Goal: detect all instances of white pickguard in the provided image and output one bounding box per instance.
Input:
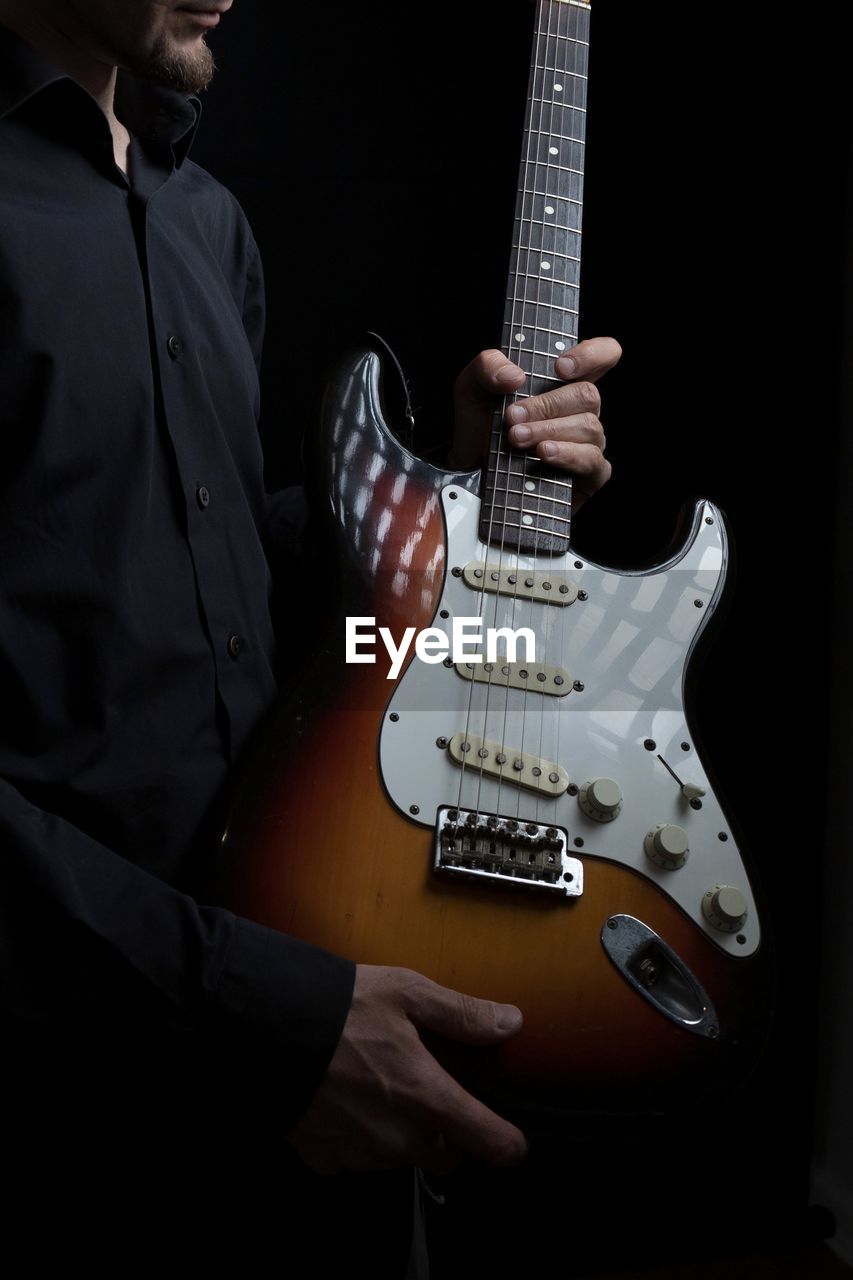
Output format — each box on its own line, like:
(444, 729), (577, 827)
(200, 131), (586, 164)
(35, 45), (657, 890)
(379, 484), (759, 957)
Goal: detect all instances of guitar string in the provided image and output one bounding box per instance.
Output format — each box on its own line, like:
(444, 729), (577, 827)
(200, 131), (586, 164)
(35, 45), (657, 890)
(504, 0), (555, 838)
(506, 0), (577, 842)
(526, 0), (565, 838)
(473, 0), (548, 829)
(498, 0), (587, 855)
(548, 0), (589, 839)
(462, 0), (548, 842)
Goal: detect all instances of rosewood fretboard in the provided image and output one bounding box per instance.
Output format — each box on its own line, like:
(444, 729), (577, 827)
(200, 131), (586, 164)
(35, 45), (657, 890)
(479, 0), (590, 555)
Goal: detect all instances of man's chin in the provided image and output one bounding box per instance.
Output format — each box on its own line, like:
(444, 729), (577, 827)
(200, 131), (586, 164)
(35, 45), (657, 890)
(132, 36), (216, 94)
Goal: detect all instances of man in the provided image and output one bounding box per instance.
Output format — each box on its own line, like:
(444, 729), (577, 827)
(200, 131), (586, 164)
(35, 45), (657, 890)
(0, 0), (620, 1272)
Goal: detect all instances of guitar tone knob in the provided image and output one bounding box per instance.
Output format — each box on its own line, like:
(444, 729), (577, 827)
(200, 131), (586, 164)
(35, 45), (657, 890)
(702, 885), (748, 932)
(578, 777), (623, 822)
(644, 823), (689, 869)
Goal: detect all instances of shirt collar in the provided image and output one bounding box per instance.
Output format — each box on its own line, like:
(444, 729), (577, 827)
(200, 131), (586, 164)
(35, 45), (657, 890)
(0, 20), (201, 167)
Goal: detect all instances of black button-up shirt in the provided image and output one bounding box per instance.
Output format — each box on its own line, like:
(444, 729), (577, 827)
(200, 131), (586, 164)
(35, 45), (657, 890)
(0, 21), (355, 1138)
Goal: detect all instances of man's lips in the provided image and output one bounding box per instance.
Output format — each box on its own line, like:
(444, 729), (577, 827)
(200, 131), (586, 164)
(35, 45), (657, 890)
(175, 1), (233, 25)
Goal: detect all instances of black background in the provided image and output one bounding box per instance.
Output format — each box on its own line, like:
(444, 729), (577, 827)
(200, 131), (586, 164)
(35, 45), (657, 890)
(194, 5), (848, 1273)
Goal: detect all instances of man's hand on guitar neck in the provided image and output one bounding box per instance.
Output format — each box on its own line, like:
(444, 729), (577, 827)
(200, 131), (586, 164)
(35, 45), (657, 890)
(287, 963), (527, 1175)
(449, 335), (622, 512)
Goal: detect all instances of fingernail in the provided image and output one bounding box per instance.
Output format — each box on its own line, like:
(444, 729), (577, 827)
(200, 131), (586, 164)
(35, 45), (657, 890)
(505, 404), (527, 425)
(497, 364), (523, 388)
(494, 1004), (523, 1034)
(510, 425), (531, 444)
(539, 441), (557, 458)
(556, 354), (577, 377)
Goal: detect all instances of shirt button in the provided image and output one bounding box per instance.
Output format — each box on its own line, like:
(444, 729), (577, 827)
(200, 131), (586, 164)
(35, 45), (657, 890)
(227, 634), (244, 660)
(167, 334), (183, 359)
(196, 485), (211, 510)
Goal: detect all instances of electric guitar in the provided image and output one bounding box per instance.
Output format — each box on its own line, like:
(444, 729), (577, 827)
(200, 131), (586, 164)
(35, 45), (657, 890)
(216, 0), (773, 1122)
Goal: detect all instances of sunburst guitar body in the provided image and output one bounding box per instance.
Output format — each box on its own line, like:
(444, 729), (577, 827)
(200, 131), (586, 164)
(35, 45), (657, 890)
(217, 0), (772, 1125)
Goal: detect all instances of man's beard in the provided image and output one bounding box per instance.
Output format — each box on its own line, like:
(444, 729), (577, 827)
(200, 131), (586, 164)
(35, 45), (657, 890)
(132, 30), (216, 93)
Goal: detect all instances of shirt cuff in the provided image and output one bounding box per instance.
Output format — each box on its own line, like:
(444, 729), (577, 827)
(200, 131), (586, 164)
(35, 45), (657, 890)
(212, 913), (356, 1130)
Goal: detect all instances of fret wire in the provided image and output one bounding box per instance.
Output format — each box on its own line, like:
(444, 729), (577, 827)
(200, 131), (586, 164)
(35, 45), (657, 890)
(482, 503), (571, 526)
(484, 487), (574, 510)
(524, 129), (586, 141)
(512, 246), (580, 264)
(540, 32), (589, 45)
(486, 448), (574, 476)
(486, 455), (575, 480)
(514, 216), (581, 229)
(504, 277), (578, 293)
(506, 292), (579, 309)
(485, 521), (571, 535)
(503, 321), (578, 340)
(517, 192), (582, 206)
(528, 83), (587, 106)
(526, 69), (586, 82)
(499, 346), (581, 363)
(520, 162), (584, 178)
(486, 447), (574, 478)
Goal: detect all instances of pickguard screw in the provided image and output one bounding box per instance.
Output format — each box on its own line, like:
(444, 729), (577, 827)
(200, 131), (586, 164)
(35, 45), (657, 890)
(567, 783), (579, 796)
(690, 798), (703, 810)
(440, 609), (449, 619)
(707, 1025), (720, 1039)
(574, 560), (584, 569)
(574, 837), (584, 847)
(644, 739), (656, 751)
(410, 805), (420, 815)
(436, 736), (448, 749)
(443, 657), (453, 668)
(578, 590), (589, 601)
(452, 566), (462, 577)
(705, 516), (714, 525)
(390, 713), (399, 722)
(449, 491), (458, 500)
(573, 680), (584, 692)
(694, 599), (704, 608)
(607, 917), (619, 930)
(681, 742), (690, 751)
(737, 934), (746, 945)
(718, 832), (729, 842)
(563, 872), (574, 883)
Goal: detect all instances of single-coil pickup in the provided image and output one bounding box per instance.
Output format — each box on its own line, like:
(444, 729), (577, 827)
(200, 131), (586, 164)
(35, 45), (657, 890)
(463, 562), (579, 606)
(455, 660), (572, 697)
(447, 732), (570, 796)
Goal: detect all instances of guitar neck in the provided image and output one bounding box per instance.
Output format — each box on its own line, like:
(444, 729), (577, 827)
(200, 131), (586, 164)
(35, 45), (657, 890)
(481, 0), (591, 556)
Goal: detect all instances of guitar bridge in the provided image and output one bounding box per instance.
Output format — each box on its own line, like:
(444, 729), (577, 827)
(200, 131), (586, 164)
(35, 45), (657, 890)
(434, 807), (583, 898)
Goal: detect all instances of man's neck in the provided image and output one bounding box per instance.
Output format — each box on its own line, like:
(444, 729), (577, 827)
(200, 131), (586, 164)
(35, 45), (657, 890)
(0, 1), (131, 173)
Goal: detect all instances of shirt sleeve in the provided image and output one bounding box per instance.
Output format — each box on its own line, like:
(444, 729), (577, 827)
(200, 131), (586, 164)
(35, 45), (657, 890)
(0, 773), (356, 1132)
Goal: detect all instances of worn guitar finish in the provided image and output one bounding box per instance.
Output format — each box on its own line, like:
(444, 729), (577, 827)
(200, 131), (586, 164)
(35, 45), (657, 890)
(218, 0), (772, 1120)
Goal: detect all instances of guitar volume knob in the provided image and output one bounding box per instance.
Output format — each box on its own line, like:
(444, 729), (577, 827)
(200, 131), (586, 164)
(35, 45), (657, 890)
(578, 777), (623, 822)
(702, 884), (748, 932)
(644, 823), (689, 869)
